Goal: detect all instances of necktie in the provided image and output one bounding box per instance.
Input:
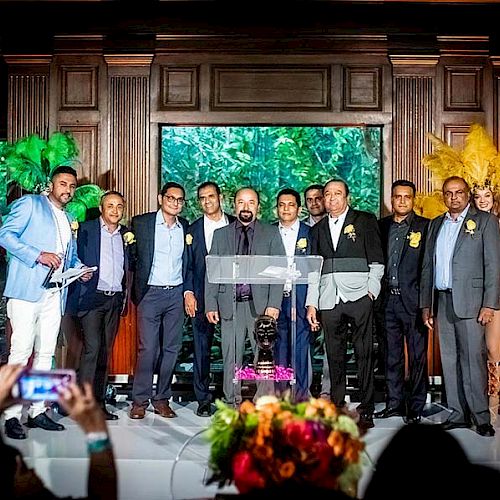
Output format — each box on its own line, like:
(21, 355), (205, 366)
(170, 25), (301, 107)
(241, 226), (249, 255)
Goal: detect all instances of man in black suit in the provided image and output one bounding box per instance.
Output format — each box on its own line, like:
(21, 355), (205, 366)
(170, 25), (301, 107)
(306, 179), (384, 430)
(129, 182), (189, 420)
(71, 191), (129, 420)
(374, 180), (429, 424)
(184, 181), (234, 416)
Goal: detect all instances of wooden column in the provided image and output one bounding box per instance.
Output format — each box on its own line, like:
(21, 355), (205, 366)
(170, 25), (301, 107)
(4, 55), (52, 141)
(104, 54), (153, 376)
(390, 55), (439, 195)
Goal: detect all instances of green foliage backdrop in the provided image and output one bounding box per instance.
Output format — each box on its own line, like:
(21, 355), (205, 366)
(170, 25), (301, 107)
(161, 126), (382, 222)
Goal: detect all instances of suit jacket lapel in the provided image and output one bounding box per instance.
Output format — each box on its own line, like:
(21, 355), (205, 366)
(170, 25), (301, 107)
(317, 217), (335, 256)
(453, 205), (476, 255)
(92, 218), (101, 266)
(199, 219), (208, 256)
(337, 208), (356, 254)
(146, 213), (156, 271)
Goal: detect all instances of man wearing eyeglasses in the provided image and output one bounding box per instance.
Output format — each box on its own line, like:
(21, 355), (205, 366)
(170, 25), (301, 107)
(129, 182), (189, 420)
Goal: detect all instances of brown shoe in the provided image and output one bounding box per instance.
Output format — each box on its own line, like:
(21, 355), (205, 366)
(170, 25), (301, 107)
(129, 404), (146, 420)
(153, 401), (177, 418)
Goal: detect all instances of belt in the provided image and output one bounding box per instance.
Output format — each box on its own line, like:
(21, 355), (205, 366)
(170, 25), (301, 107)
(437, 288), (452, 294)
(96, 290), (122, 297)
(149, 284), (180, 290)
(389, 288), (401, 295)
(283, 290), (291, 298)
(236, 295), (252, 302)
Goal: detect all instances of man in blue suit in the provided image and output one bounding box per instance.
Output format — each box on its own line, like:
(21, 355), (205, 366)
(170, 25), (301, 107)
(129, 182), (189, 420)
(70, 191), (130, 420)
(184, 181), (235, 416)
(0, 166), (91, 439)
(274, 189), (311, 401)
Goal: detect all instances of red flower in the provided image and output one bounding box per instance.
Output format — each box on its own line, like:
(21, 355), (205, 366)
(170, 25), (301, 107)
(232, 451), (266, 493)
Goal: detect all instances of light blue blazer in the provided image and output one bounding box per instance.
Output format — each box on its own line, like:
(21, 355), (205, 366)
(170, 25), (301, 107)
(0, 194), (81, 310)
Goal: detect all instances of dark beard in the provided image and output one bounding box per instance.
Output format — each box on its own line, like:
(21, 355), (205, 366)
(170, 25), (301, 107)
(238, 211), (253, 223)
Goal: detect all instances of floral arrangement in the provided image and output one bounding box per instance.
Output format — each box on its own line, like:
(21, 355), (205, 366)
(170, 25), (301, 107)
(465, 219), (476, 236)
(123, 231), (136, 246)
(407, 231), (421, 248)
(206, 395), (364, 496)
(235, 365), (294, 381)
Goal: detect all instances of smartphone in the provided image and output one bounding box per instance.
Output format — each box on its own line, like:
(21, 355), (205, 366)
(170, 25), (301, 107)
(14, 369), (76, 402)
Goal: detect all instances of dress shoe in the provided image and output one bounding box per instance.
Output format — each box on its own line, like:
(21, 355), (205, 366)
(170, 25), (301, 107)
(358, 413), (375, 431)
(26, 413), (65, 431)
(374, 405), (405, 419)
(438, 421), (471, 431)
(101, 404), (119, 421)
(196, 401), (213, 417)
(5, 417), (27, 440)
(476, 423), (495, 437)
(52, 402), (69, 417)
(405, 410), (422, 424)
(129, 404), (146, 420)
(153, 401), (177, 418)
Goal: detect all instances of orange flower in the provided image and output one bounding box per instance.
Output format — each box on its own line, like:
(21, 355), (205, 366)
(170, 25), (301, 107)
(328, 430), (345, 457)
(279, 461), (295, 479)
(239, 401), (256, 415)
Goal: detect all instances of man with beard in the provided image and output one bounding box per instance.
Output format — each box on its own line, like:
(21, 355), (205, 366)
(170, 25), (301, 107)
(205, 187), (285, 405)
(0, 166), (92, 439)
(184, 182), (234, 416)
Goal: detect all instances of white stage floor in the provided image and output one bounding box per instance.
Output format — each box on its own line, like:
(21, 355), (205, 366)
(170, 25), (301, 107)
(2, 399), (500, 500)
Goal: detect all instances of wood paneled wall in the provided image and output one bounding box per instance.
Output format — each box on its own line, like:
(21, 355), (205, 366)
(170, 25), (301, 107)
(3, 34), (497, 376)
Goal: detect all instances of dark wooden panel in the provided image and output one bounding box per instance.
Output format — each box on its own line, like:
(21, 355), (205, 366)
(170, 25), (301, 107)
(444, 65), (482, 111)
(211, 65), (330, 110)
(59, 124), (98, 184)
(343, 66), (382, 110)
(160, 65), (199, 110)
(60, 65), (98, 109)
(443, 124), (471, 150)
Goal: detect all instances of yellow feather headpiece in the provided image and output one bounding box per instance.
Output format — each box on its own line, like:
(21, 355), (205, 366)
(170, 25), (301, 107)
(422, 123), (500, 192)
(415, 124), (500, 219)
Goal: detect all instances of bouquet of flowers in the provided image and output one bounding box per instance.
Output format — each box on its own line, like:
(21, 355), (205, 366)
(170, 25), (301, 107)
(205, 395), (364, 497)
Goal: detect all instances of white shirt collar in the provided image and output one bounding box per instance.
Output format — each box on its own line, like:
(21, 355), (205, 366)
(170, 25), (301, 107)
(445, 204), (470, 222)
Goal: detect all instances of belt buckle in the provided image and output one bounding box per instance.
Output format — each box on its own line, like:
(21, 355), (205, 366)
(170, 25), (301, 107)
(103, 291), (115, 296)
(283, 290), (291, 298)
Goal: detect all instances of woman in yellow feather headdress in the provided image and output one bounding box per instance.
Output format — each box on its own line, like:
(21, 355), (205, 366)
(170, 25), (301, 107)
(420, 123), (500, 423)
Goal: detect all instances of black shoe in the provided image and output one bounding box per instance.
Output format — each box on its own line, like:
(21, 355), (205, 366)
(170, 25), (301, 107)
(374, 405), (405, 419)
(476, 423), (495, 437)
(5, 418), (27, 440)
(26, 413), (65, 431)
(405, 410), (422, 424)
(52, 402), (69, 417)
(438, 421), (470, 431)
(101, 405), (119, 421)
(358, 413), (375, 431)
(196, 401), (213, 417)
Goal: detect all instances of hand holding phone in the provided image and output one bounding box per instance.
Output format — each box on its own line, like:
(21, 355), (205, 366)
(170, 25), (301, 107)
(0, 364), (24, 411)
(14, 369), (76, 402)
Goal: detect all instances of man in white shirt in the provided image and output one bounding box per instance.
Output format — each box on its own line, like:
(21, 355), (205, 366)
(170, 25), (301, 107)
(306, 179), (384, 431)
(0, 166), (91, 439)
(275, 189), (311, 401)
(184, 182), (234, 416)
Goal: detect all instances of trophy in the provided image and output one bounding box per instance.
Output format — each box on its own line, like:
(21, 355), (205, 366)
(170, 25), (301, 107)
(254, 314), (277, 378)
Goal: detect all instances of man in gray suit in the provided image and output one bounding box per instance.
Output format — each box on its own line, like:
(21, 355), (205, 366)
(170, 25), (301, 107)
(205, 187), (285, 405)
(420, 176), (500, 437)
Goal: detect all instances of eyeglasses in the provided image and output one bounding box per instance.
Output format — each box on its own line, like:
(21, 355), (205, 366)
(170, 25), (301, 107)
(164, 195), (185, 205)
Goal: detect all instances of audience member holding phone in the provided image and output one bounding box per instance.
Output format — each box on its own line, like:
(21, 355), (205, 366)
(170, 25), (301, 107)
(0, 364), (117, 499)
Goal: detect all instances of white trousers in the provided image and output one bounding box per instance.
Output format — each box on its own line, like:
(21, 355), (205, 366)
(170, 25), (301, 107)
(4, 290), (62, 420)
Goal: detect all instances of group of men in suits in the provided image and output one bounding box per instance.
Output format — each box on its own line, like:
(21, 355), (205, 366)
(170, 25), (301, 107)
(1, 170), (498, 439)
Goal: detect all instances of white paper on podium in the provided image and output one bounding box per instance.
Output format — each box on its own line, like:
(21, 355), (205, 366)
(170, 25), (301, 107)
(50, 266), (97, 291)
(258, 265), (302, 281)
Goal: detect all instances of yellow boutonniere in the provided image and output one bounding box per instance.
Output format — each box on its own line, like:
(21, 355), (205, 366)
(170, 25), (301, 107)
(70, 220), (79, 236)
(465, 219), (476, 236)
(407, 231), (421, 248)
(185, 234), (193, 245)
(123, 231), (136, 246)
(343, 224), (356, 241)
(296, 238), (307, 250)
